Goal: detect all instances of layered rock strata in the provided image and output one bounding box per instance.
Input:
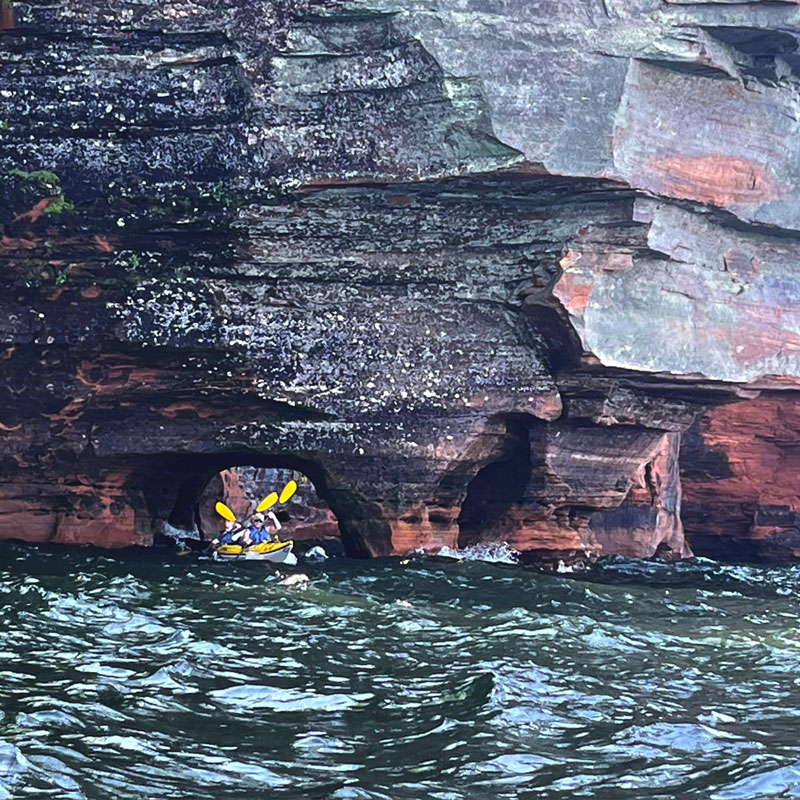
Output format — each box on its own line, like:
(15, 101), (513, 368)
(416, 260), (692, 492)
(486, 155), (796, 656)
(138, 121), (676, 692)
(2, 1), (800, 561)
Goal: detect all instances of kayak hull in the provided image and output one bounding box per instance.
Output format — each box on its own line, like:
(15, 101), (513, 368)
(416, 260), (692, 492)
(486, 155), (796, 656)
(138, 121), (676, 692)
(213, 540), (295, 564)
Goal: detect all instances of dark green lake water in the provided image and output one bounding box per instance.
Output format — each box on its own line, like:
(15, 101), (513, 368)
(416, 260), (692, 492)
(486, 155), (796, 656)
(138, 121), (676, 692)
(1, 543), (800, 799)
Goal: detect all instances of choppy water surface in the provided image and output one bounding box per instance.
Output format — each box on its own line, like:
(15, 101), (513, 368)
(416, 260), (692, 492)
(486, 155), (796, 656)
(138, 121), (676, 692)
(2, 545), (800, 799)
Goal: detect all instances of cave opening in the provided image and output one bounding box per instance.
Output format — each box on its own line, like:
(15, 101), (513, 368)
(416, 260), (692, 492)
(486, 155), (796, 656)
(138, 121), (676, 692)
(457, 416), (533, 548)
(146, 453), (346, 558)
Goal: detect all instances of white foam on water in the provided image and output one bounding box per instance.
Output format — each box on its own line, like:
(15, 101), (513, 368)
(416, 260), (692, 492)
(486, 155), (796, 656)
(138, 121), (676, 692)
(435, 542), (520, 565)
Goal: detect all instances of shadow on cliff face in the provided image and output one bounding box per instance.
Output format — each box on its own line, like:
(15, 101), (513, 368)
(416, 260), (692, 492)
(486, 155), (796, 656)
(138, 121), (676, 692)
(454, 414), (596, 566)
(140, 453), (366, 557)
(457, 416), (532, 547)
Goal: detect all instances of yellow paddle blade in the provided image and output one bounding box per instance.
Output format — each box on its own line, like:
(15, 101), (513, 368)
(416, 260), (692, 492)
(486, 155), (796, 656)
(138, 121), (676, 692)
(256, 492), (278, 513)
(215, 502), (236, 522)
(279, 480), (297, 504)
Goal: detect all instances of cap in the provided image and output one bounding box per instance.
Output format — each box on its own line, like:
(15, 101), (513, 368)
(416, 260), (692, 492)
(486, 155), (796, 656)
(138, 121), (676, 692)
(251, 512), (266, 522)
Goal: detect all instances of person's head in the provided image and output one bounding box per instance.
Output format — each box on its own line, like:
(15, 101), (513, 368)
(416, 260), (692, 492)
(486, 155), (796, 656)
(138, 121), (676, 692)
(251, 512), (265, 528)
(224, 518), (237, 531)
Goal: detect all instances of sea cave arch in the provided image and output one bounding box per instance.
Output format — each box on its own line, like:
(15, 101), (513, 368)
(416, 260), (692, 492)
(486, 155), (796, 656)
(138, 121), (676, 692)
(138, 452), (382, 558)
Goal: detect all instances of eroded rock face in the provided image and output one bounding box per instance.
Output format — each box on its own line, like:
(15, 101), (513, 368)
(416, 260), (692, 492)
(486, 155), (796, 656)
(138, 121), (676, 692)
(2, 0), (800, 562)
(681, 397), (800, 561)
(554, 200), (800, 382)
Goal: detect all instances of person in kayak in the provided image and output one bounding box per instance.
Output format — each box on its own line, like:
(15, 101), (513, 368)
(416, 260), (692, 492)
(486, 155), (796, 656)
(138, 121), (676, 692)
(212, 517), (245, 547)
(245, 511), (281, 545)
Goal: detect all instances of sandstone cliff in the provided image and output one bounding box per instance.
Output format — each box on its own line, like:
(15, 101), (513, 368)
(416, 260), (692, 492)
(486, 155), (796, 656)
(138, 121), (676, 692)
(3, 0), (800, 562)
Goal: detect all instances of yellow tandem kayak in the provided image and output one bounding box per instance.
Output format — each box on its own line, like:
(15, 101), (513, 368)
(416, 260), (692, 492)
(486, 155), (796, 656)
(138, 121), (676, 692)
(213, 540), (296, 564)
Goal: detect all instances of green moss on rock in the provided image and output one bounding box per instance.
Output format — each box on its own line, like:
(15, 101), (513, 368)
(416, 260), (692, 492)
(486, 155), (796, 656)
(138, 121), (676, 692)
(9, 169), (62, 192)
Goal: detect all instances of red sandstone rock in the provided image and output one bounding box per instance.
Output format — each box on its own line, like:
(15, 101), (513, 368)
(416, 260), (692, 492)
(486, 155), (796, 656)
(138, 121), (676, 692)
(197, 470), (252, 538)
(281, 514), (340, 542)
(682, 396), (800, 561)
(591, 432), (690, 560)
(457, 421), (690, 564)
(0, 477), (150, 548)
(387, 503), (460, 557)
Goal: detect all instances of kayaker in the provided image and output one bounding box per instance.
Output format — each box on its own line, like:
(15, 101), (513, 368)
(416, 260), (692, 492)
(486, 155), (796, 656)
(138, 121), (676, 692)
(212, 518), (245, 547)
(246, 511), (281, 545)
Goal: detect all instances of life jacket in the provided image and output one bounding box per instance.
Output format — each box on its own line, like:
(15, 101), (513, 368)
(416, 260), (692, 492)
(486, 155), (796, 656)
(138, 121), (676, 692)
(219, 526), (244, 545)
(248, 527), (269, 545)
